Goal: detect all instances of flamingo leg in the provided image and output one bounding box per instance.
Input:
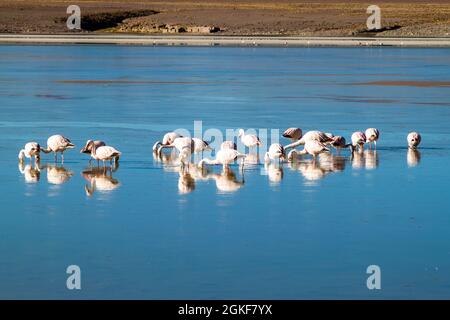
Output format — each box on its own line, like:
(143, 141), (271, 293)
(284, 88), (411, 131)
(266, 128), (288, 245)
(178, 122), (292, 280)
(61, 151), (65, 164)
(54, 152), (57, 163)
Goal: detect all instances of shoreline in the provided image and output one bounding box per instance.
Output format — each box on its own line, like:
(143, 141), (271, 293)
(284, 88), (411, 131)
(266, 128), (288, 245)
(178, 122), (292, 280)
(1, 34), (450, 47)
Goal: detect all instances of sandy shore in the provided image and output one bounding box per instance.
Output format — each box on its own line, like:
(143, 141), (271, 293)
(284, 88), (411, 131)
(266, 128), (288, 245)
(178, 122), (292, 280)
(1, 34), (450, 47)
(0, 1), (449, 37)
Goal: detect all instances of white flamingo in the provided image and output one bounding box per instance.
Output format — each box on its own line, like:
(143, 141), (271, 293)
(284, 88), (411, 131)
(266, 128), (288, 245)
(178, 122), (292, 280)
(87, 140), (122, 168)
(284, 130), (332, 150)
(238, 129), (261, 149)
(198, 148), (246, 170)
(351, 131), (366, 153)
(407, 132), (421, 149)
(80, 140), (107, 164)
(365, 128), (380, 149)
(152, 132), (182, 151)
(18, 142), (41, 163)
(264, 143), (286, 164)
(282, 127), (302, 142)
(158, 137), (195, 169)
(287, 140), (329, 161)
(192, 138), (212, 153)
(330, 136), (352, 154)
(41, 134), (75, 163)
(220, 140), (237, 150)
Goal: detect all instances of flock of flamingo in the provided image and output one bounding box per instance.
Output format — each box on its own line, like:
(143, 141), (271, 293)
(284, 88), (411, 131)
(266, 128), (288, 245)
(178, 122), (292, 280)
(18, 129), (422, 170)
(16, 129), (422, 194)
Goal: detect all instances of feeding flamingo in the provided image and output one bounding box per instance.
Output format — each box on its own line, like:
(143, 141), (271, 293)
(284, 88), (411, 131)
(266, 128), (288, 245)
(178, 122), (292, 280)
(282, 128), (302, 142)
(264, 143), (286, 164)
(238, 129), (261, 149)
(407, 132), (422, 149)
(18, 142), (41, 163)
(152, 132), (182, 151)
(365, 128), (380, 149)
(351, 131), (366, 153)
(284, 130), (333, 150)
(86, 140), (122, 168)
(41, 134), (75, 163)
(198, 148), (246, 170)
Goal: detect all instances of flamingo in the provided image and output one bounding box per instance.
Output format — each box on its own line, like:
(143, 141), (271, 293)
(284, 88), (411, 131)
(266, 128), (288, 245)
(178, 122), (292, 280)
(407, 132), (421, 149)
(264, 143), (285, 164)
(87, 140), (122, 168)
(192, 138), (212, 154)
(351, 131), (366, 153)
(80, 140), (107, 165)
(152, 132), (182, 151)
(287, 140), (329, 161)
(41, 134), (75, 163)
(282, 128), (302, 142)
(18, 142), (41, 163)
(365, 128), (380, 149)
(238, 129), (261, 149)
(158, 137), (194, 169)
(198, 148), (246, 170)
(284, 130), (333, 150)
(330, 136), (352, 154)
(220, 140), (237, 150)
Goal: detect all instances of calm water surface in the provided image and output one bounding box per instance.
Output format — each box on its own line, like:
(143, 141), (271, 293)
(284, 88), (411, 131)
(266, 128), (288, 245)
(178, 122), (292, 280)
(0, 45), (450, 299)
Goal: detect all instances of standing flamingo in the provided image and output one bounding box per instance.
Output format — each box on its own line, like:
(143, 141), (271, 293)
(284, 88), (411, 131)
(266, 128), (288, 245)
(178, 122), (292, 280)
(152, 132), (182, 151)
(282, 128), (302, 142)
(41, 135), (75, 163)
(18, 142), (41, 163)
(351, 131), (366, 153)
(192, 138), (212, 153)
(264, 143), (286, 164)
(284, 130), (333, 150)
(220, 140), (237, 150)
(80, 140), (107, 165)
(87, 140), (122, 168)
(330, 136), (352, 154)
(365, 128), (380, 149)
(407, 132), (422, 149)
(198, 148), (246, 170)
(238, 129), (261, 150)
(158, 137), (195, 169)
(287, 140), (329, 161)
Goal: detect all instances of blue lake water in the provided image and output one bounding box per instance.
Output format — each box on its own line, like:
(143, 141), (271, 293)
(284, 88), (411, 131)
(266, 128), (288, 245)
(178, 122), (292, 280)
(0, 45), (450, 299)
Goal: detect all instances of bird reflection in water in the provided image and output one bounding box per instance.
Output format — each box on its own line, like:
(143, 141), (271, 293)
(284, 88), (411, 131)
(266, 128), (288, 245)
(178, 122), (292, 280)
(264, 162), (283, 185)
(44, 163), (74, 185)
(288, 153), (350, 183)
(82, 166), (121, 196)
(18, 161), (41, 183)
(407, 148), (421, 168)
(351, 150), (379, 170)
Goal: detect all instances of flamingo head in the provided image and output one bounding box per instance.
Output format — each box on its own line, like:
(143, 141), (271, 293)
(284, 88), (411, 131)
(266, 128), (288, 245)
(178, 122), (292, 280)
(238, 129), (245, 137)
(80, 139), (93, 153)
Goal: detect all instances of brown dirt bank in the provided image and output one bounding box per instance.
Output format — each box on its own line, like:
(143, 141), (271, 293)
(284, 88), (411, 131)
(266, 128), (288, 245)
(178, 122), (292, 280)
(0, 1), (449, 37)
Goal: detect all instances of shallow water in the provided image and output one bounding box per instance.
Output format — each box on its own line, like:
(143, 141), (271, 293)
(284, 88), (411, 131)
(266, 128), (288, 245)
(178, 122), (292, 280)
(1, 45), (450, 299)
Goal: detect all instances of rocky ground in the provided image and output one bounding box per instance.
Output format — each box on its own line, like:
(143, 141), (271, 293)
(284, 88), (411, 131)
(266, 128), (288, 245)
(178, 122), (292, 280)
(0, 0), (448, 37)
